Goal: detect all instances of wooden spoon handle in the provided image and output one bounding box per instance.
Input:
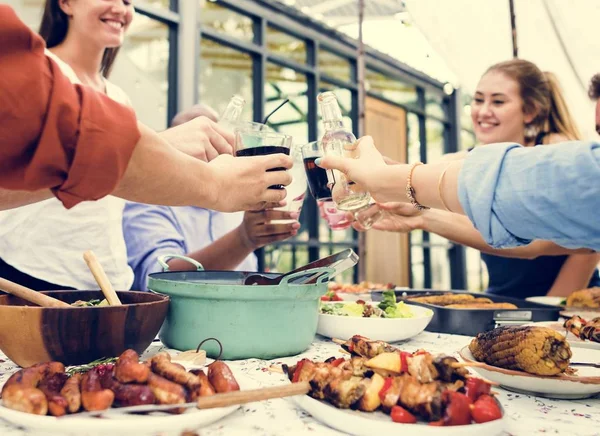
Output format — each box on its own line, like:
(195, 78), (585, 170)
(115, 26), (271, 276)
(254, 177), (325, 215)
(0, 277), (70, 308)
(195, 381), (309, 409)
(83, 250), (122, 306)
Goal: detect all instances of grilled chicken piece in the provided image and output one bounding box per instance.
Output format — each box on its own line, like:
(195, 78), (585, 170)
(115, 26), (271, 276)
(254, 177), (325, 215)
(433, 356), (469, 382)
(565, 316), (600, 343)
(566, 288), (600, 308)
(581, 319), (600, 342)
(407, 353), (439, 383)
(342, 335), (397, 358)
(445, 302), (518, 309)
(407, 294), (475, 306)
(469, 326), (572, 375)
(379, 374), (443, 421)
(323, 376), (367, 409)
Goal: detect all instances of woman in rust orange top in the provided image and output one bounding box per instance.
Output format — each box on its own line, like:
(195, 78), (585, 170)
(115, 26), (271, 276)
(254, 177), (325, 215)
(0, 5), (292, 213)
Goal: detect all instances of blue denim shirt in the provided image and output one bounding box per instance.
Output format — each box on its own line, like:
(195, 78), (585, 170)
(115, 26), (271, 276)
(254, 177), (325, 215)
(458, 141), (600, 250)
(123, 204), (257, 291)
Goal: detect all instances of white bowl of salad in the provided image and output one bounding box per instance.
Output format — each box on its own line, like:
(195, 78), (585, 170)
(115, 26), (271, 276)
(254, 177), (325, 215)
(317, 290), (433, 342)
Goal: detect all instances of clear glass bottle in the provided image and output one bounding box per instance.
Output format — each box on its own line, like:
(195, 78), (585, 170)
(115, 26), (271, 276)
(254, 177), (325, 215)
(218, 94), (245, 130)
(318, 91), (370, 212)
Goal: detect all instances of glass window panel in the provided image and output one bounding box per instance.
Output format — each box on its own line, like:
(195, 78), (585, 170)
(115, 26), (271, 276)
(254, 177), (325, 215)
(265, 63), (308, 143)
(410, 230), (424, 289)
(461, 94), (474, 130)
(199, 1), (254, 42)
(425, 92), (447, 120)
(465, 247), (487, 292)
(407, 113), (421, 164)
(319, 48), (351, 82)
(365, 69), (418, 109)
(267, 26), (306, 64)
(138, 0), (172, 11)
(425, 119), (446, 163)
(429, 233), (451, 290)
(199, 38), (253, 121)
(113, 13), (170, 131)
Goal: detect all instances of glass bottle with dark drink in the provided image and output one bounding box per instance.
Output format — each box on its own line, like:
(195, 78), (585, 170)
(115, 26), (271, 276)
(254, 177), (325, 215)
(317, 91), (382, 229)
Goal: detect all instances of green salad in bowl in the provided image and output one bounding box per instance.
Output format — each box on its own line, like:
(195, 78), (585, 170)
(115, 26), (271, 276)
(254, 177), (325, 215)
(319, 290), (414, 319)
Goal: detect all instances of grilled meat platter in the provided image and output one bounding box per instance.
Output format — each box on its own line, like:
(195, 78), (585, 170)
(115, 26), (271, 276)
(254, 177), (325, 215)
(282, 335), (503, 426)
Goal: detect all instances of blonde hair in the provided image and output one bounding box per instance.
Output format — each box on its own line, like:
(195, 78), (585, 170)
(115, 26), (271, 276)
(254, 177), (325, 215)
(543, 71), (581, 140)
(486, 59), (581, 142)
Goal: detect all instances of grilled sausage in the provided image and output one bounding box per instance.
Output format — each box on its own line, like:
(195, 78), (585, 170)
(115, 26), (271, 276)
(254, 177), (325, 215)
(207, 361), (239, 393)
(189, 369), (216, 397)
(1, 362), (64, 415)
(60, 373), (82, 413)
(114, 349), (150, 384)
(150, 353), (201, 394)
(38, 372), (69, 416)
(81, 369), (115, 411)
(146, 373), (186, 405)
(111, 382), (156, 407)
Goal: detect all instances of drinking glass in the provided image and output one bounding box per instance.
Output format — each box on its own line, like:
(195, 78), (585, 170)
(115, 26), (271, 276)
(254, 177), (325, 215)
(270, 145), (307, 224)
(321, 137), (383, 230)
(302, 141), (352, 231)
(235, 129), (292, 189)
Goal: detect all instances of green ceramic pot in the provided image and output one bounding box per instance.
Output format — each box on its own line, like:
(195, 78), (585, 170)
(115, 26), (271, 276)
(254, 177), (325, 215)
(147, 255), (333, 360)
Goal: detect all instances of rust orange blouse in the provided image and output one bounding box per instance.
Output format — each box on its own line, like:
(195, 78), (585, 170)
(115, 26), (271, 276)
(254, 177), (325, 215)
(0, 6), (141, 208)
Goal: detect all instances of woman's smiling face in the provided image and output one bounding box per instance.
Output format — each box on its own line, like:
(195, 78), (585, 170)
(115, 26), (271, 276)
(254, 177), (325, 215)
(59, 0), (134, 49)
(471, 70), (533, 145)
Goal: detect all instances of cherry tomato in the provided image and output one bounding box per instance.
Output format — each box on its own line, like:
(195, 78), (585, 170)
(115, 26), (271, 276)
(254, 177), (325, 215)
(442, 391), (472, 426)
(465, 377), (491, 402)
(471, 394), (502, 423)
(390, 405), (417, 424)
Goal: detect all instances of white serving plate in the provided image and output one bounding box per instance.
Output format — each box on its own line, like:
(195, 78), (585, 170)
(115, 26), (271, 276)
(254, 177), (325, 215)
(0, 365), (245, 435)
(459, 346), (600, 399)
(317, 303), (433, 342)
(525, 321), (600, 351)
(525, 296), (565, 307)
(291, 394), (505, 436)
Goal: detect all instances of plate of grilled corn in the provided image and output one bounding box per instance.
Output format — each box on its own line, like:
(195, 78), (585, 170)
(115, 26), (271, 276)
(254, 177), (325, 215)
(460, 325), (600, 399)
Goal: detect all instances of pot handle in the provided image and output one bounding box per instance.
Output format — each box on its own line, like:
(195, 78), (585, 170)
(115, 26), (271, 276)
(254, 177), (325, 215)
(279, 267), (334, 286)
(157, 255), (205, 272)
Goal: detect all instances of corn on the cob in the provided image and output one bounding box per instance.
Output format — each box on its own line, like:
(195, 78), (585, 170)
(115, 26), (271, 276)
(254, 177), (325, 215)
(469, 326), (571, 376)
(566, 287), (600, 308)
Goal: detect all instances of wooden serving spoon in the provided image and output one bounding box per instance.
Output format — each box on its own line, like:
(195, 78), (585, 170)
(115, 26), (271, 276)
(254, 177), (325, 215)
(0, 277), (70, 308)
(83, 250), (122, 306)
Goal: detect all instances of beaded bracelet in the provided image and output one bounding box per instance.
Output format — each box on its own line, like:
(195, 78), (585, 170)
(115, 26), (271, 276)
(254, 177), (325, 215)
(406, 162), (430, 211)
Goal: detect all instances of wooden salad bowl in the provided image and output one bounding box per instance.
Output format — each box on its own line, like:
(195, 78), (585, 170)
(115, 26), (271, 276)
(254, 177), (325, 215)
(0, 290), (169, 367)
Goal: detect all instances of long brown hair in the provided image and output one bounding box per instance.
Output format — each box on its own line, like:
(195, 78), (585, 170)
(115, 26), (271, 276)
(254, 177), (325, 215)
(39, 0), (121, 78)
(486, 59), (581, 142)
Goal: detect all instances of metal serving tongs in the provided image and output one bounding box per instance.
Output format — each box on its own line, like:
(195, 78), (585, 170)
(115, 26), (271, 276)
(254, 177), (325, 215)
(244, 248), (359, 286)
(61, 382), (309, 418)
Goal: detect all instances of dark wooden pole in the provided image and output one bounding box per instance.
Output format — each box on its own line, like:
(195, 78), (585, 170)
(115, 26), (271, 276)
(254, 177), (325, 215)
(509, 0), (518, 58)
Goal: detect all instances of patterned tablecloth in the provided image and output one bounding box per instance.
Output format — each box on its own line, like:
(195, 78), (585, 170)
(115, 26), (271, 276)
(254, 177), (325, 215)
(0, 332), (599, 436)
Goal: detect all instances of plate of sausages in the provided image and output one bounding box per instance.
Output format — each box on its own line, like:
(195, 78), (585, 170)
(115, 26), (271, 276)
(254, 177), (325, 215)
(0, 349), (243, 435)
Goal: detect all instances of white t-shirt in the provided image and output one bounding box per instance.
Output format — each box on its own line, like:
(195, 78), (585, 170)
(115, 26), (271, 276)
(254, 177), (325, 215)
(0, 51), (134, 290)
